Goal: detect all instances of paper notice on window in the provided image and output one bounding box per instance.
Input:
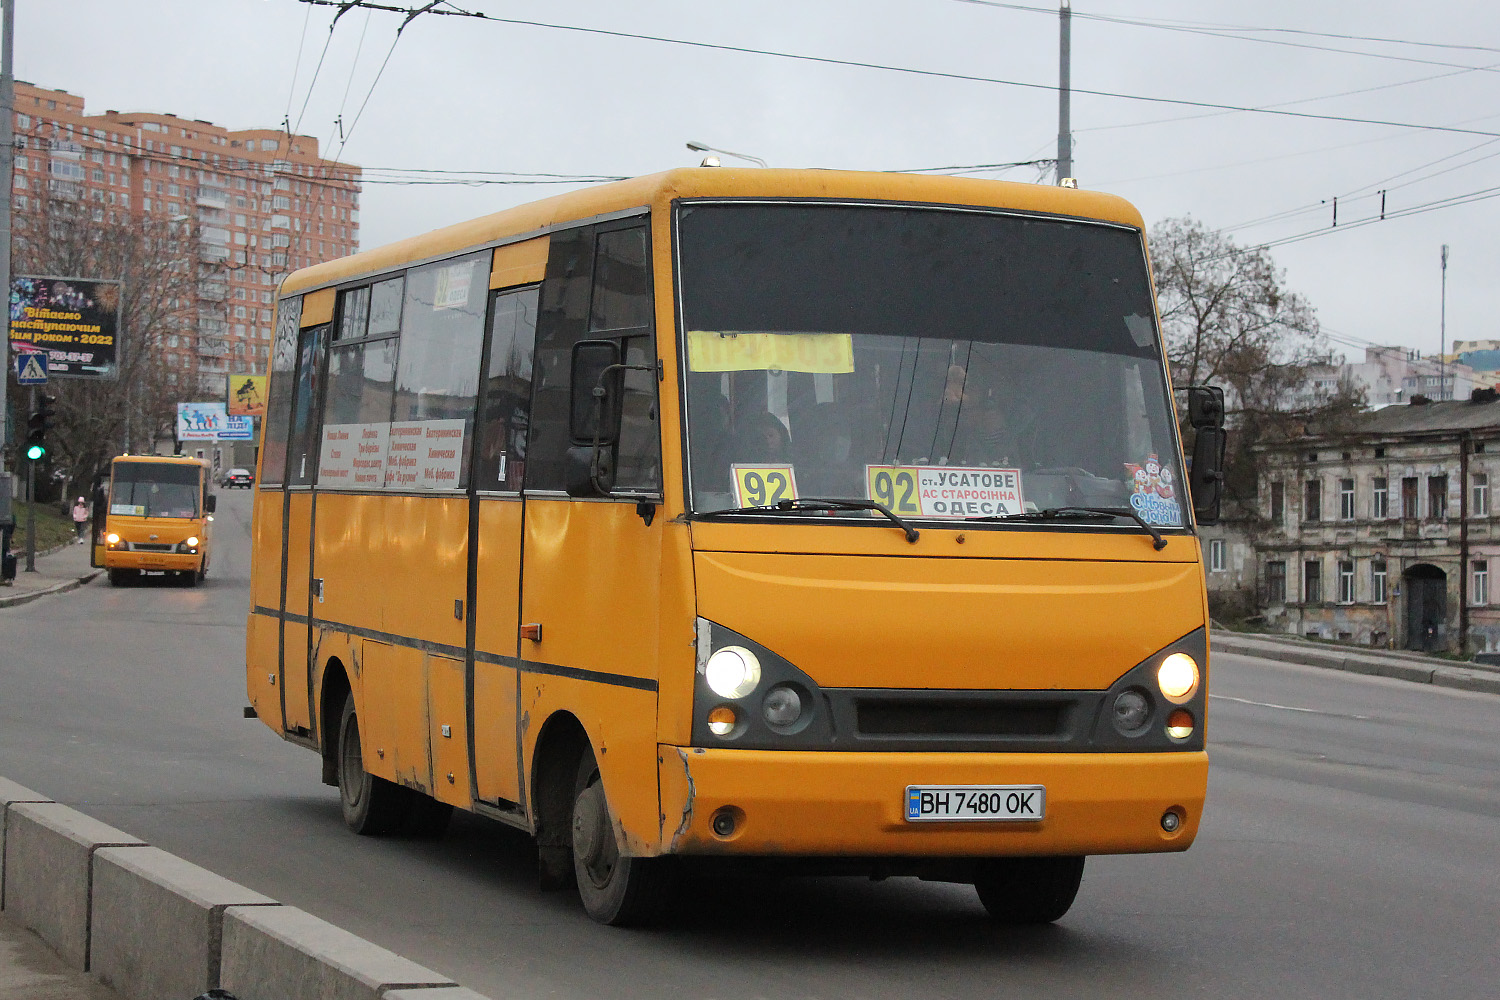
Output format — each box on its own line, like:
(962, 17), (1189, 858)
(687, 331), (854, 374)
(433, 262), (474, 310)
(385, 419), (466, 489)
(318, 424), (358, 486)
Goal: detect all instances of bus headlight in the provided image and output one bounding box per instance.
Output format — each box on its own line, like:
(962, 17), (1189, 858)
(106, 533), (120, 546)
(177, 537), (199, 553)
(705, 646), (761, 700)
(1111, 688), (1151, 734)
(1157, 653), (1199, 702)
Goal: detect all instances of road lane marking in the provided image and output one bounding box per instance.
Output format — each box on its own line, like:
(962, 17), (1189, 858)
(1209, 694), (1370, 720)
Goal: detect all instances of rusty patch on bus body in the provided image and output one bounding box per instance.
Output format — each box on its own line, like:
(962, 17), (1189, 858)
(669, 748), (697, 852)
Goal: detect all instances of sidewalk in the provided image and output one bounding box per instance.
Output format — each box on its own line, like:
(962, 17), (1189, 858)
(0, 910), (120, 1000)
(1212, 629), (1500, 696)
(0, 539), (100, 609)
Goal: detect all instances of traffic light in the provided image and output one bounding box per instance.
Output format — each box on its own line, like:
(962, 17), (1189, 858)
(24, 394), (56, 462)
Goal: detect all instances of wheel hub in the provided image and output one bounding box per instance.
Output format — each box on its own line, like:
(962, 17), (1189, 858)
(572, 781), (617, 887)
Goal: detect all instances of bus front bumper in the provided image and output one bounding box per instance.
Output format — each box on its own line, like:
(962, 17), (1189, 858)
(657, 747), (1207, 857)
(103, 550), (201, 572)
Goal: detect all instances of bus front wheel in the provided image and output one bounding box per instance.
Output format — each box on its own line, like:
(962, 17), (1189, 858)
(571, 750), (672, 925)
(336, 693), (410, 835)
(973, 856), (1085, 924)
(108, 569), (136, 587)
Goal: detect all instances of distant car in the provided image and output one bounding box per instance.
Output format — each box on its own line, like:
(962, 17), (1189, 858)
(224, 468), (253, 488)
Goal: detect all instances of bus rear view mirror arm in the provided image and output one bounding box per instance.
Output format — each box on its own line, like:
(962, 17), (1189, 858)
(567, 339), (655, 498)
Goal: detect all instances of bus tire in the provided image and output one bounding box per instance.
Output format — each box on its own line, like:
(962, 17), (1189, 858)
(108, 569), (136, 587)
(571, 750), (672, 926)
(336, 692), (410, 836)
(973, 856), (1085, 924)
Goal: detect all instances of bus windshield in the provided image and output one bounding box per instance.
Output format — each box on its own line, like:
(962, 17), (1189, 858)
(677, 203), (1186, 528)
(110, 463), (201, 519)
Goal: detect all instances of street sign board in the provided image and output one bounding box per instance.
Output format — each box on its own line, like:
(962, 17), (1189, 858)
(15, 351), (49, 385)
(177, 402), (254, 441)
(8, 275), (122, 380)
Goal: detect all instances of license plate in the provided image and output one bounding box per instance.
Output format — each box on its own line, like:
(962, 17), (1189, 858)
(905, 784), (1045, 822)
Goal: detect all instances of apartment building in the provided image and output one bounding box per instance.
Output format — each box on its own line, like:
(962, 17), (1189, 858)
(9, 81), (361, 395)
(1253, 393), (1500, 654)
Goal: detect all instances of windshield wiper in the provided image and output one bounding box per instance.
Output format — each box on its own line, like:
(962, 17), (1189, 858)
(696, 497), (920, 543)
(966, 505), (1167, 551)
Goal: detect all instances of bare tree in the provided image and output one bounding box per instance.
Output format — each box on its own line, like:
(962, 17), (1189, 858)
(9, 193), (222, 497)
(1149, 216), (1363, 517)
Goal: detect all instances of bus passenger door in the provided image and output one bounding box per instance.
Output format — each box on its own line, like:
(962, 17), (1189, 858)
(469, 280), (542, 807)
(517, 222), (663, 842)
(280, 320), (329, 736)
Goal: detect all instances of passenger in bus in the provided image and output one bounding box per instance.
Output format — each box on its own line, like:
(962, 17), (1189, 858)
(940, 364), (1022, 468)
(732, 410), (792, 464)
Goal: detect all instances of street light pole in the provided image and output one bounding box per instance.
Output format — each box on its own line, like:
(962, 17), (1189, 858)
(1440, 244), (1449, 400)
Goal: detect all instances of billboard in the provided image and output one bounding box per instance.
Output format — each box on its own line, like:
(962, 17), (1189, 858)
(177, 402), (253, 441)
(8, 275), (122, 379)
(226, 374), (267, 417)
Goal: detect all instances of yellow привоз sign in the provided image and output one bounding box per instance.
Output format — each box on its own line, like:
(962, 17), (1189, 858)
(687, 331), (854, 374)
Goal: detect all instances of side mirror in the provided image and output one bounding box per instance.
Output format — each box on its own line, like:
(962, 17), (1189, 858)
(570, 339), (623, 446)
(205, 494), (218, 514)
(1189, 426), (1226, 525)
(1186, 385), (1225, 430)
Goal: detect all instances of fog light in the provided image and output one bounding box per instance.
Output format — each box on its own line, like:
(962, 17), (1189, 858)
(763, 685), (803, 728)
(711, 807), (741, 838)
(1111, 689), (1151, 734)
(1157, 652), (1200, 701)
(705, 646), (761, 699)
(1161, 810), (1182, 833)
(1165, 708), (1195, 739)
(707, 705), (737, 736)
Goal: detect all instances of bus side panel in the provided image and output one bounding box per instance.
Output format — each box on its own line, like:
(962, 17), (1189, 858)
(520, 678), (662, 857)
(246, 611), (284, 731)
(473, 498), (523, 805)
(427, 653), (470, 807)
(359, 639), (429, 790)
(282, 492), (315, 733)
(519, 499), (662, 853)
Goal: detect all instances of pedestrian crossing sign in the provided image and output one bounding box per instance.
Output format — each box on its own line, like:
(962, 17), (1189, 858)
(15, 351), (49, 385)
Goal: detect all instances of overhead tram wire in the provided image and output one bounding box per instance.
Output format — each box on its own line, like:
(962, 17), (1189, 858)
(948, 1), (1500, 69)
(293, 0), (1500, 140)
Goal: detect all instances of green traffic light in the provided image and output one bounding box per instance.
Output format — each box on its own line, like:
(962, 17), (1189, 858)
(25, 443), (45, 461)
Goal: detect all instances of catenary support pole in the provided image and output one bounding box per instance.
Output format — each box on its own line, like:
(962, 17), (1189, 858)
(1056, 0), (1072, 184)
(1, 0), (15, 463)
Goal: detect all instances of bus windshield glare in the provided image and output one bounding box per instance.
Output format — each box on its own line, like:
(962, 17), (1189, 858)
(677, 203), (1186, 528)
(109, 462), (201, 519)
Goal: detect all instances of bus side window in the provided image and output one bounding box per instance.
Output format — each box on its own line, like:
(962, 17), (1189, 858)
(261, 295), (304, 487)
(286, 323), (330, 488)
(475, 286), (539, 492)
(590, 227), (659, 494)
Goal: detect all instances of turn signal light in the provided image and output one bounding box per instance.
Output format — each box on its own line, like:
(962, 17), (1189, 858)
(707, 705), (737, 736)
(1165, 709), (1194, 740)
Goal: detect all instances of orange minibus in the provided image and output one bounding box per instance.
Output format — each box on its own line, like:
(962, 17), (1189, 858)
(96, 454), (215, 586)
(247, 167), (1223, 925)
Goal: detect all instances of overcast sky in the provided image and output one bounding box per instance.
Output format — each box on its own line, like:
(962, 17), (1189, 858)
(21, 0), (1500, 366)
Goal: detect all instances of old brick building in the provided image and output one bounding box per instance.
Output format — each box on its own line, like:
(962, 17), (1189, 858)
(1254, 393), (1500, 654)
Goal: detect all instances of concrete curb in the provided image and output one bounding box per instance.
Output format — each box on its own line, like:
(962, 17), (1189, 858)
(1212, 633), (1500, 696)
(0, 570), (101, 609)
(0, 779), (496, 1000)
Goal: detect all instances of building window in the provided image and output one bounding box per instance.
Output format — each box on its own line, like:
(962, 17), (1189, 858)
(1303, 560), (1322, 604)
(1267, 561), (1287, 604)
(1402, 477), (1419, 519)
(1338, 560), (1355, 604)
(1372, 477), (1389, 519)
(1339, 478), (1355, 520)
(1270, 481), (1285, 526)
(1474, 561), (1489, 606)
(1208, 538), (1226, 572)
(1429, 475), (1448, 520)
(1305, 479), (1321, 522)
(1372, 561), (1387, 604)
(1473, 473), (1489, 516)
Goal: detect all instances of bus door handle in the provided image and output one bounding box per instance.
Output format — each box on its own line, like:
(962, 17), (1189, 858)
(520, 623), (542, 642)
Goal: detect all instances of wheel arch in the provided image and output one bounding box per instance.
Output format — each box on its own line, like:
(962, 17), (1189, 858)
(528, 710), (592, 888)
(319, 655), (352, 787)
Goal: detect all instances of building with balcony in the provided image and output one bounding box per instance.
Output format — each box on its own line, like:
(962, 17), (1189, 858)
(1252, 392), (1500, 654)
(9, 81), (362, 394)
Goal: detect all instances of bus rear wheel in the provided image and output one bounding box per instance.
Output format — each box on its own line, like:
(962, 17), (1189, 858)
(571, 750), (672, 925)
(336, 693), (410, 835)
(973, 856), (1085, 924)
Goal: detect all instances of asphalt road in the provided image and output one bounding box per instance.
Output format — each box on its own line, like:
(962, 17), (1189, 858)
(2, 489), (1498, 998)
